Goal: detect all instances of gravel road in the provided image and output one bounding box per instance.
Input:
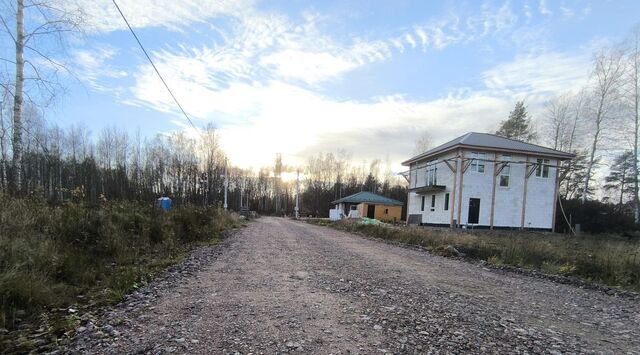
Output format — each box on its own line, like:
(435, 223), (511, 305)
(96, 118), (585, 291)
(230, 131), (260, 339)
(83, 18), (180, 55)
(68, 217), (640, 354)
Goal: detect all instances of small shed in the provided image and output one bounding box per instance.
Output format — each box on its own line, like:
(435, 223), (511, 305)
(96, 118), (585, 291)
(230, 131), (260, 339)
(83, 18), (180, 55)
(331, 191), (403, 223)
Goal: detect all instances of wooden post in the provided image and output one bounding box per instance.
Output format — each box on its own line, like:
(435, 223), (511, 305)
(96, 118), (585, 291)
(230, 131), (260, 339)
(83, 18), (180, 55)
(551, 160), (560, 232)
(457, 150), (465, 228)
(406, 190), (410, 224)
(447, 156), (458, 228)
(490, 152), (497, 229)
(521, 155), (532, 229)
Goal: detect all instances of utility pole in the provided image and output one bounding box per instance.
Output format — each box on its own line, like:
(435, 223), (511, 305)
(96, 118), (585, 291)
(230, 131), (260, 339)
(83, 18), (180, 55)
(223, 159), (228, 210)
(240, 177), (244, 210)
(274, 153), (282, 214)
(295, 169), (300, 219)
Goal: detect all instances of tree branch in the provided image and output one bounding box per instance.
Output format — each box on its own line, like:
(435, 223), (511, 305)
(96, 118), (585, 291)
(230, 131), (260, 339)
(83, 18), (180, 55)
(23, 44), (70, 73)
(0, 15), (17, 43)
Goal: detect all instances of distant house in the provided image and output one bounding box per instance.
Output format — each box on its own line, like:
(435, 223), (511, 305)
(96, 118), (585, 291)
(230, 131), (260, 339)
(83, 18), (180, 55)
(332, 191), (403, 223)
(402, 132), (574, 230)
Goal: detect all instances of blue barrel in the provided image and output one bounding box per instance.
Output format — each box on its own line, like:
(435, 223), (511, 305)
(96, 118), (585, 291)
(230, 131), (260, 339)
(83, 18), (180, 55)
(157, 197), (172, 211)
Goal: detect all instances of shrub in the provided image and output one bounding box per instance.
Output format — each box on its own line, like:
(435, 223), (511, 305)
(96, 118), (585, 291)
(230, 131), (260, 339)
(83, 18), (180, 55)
(556, 199), (638, 234)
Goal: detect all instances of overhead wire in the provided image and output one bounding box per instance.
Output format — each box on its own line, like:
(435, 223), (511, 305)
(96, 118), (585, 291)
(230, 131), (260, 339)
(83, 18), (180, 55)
(110, 0), (198, 132)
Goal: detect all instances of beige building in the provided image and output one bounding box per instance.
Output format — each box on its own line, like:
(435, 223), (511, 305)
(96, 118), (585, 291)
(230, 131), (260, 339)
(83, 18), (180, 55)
(332, 191), (403, 223)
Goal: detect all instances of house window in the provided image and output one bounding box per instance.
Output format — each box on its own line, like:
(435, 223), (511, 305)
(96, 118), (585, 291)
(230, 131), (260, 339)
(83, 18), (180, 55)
(384, 208), (389, 214)
(430, 195), (436, 211)
(444, 193), (450, 211)
(499, 155), (511, 187)
(536, 158), (550, 178)
(421, 196), (425, 211)
(426, 160), (437, 186)
(470, 152), (486, 173)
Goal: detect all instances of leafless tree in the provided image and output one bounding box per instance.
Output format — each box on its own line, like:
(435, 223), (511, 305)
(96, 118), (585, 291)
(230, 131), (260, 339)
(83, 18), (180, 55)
(544, 94), (572, 150)
(582, 49), (626, 203)
(623, 25), (640, 223)
(1, 0), (82, 193)
(0, 86), (10, 191)
(412, 131), (433, 156)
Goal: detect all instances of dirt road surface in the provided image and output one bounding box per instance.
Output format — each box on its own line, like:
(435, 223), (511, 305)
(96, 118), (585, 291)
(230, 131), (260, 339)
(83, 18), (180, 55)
(69, 217), (640, 354)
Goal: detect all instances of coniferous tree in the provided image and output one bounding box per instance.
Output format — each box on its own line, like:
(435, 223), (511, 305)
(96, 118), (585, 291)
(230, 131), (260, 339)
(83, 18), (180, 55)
(604, 151), (636, 209)
(561, 150), (597, 200)
(495, 101), (537, 142)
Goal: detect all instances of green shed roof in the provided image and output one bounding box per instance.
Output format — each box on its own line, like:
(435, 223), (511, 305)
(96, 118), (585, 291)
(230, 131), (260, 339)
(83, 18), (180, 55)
(332, 191), (403, 206)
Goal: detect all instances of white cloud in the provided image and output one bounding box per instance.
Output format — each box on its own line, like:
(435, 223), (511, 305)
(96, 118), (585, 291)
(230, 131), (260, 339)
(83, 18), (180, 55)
(389, 38), (405, 53)
(61, 0), (252, 33)
(539, 0), (553, 16)
(125, 44), (591, 170)
(560, 6), (575, 18)
(260, 50), (357, 84)
(482, 52), (590, 97)
(415, 28), (428, 49)
(524, 3), (533, 22)
(405, 33), (417, 49)
(72, 0), (599, 170)
(73, 45), (127, 91)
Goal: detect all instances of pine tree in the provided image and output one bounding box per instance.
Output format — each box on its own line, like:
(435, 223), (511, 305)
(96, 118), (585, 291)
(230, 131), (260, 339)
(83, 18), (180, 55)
(603, 151), (636, 209)
(561, 150), (597, 200)
(495, 101), (537, 142)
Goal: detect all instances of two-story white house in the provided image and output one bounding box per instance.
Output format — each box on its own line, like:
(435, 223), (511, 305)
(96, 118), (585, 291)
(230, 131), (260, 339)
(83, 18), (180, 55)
(402, 132), (574, 230)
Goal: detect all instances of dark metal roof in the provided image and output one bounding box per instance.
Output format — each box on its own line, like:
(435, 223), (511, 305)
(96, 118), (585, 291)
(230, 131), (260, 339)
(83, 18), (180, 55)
(332, 191), (403, 206)
(402, 132), (575, 166)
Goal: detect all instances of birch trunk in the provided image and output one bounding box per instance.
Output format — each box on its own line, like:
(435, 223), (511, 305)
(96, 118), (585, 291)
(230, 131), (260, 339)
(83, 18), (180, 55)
(12, 0), (24, 193)
(632, 32), (640, 223)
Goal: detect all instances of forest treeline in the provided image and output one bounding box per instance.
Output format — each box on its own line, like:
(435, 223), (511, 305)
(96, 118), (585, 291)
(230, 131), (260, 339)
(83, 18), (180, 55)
(0, 107), (408, 216)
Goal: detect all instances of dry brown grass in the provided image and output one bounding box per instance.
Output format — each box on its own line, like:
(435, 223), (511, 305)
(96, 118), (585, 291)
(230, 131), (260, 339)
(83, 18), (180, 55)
(0, 194), (244, 334)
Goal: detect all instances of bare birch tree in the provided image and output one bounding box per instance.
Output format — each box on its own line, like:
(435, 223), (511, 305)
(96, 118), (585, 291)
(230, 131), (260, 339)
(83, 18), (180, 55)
(582, 49), (625, 203)
(623, 26), (640, 223)
(0, 86), (9, 191)
(412, 131), (433, 156)
(544, 94), (572, 150)
(0, 0), (82, 193)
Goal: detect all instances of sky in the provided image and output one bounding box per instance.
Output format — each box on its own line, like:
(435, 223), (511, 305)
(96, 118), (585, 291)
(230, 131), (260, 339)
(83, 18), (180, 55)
(9, 0), (640, 171)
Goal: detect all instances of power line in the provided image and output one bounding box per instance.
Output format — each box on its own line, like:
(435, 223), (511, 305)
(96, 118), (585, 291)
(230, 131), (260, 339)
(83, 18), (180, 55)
(111, 0), (198, 131)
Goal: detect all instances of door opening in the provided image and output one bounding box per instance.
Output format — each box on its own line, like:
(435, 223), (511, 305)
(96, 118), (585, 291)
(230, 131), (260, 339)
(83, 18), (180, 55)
(367, 204), (375, 219)
(468, 198), (480, 224)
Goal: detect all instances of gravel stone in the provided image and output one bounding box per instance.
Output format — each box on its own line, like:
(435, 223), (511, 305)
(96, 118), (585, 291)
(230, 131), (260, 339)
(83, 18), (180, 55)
(63, 217), (640, 354)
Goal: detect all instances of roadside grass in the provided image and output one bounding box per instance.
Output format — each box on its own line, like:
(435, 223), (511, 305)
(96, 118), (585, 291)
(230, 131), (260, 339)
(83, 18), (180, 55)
(308, 219), (640, 292)
(0, 193), (244, 342)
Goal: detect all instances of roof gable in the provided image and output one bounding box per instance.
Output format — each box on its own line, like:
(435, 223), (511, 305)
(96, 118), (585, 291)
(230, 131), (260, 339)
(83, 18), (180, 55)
(402, 132), (574, 165)
(332, 191), (403, 206)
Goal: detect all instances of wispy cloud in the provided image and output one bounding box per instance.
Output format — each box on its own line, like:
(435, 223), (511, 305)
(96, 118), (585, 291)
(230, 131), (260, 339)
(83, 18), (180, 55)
(73, 45), (128, 91)
(539, 0), (553, 16)
(560, 6), (575, 18)
(482, 52), (590, 98)
(62, 0), (252, 33)
(70, 0), (596, 169)
(124, 47), (590, 169)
